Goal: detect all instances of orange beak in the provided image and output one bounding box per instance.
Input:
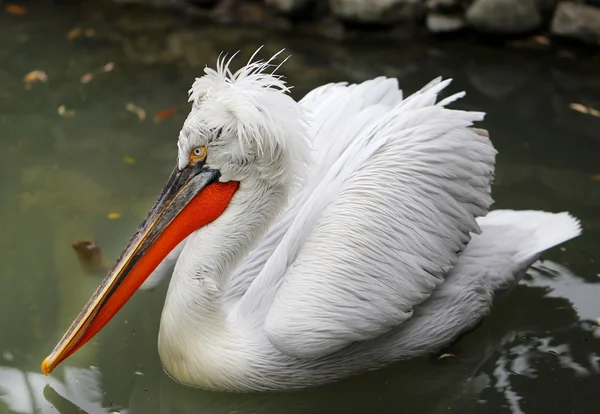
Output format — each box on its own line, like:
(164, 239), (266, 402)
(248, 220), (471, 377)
(41, 165), (238, 375)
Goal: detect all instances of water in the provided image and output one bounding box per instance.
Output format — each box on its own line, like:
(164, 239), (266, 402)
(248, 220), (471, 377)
(1, 1), (600, 413)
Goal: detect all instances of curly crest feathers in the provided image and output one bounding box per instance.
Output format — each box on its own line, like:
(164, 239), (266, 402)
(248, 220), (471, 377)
(182, 49), (312, 184)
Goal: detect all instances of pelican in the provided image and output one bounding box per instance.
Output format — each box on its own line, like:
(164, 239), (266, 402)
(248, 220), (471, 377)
(41, 50), (581, 392)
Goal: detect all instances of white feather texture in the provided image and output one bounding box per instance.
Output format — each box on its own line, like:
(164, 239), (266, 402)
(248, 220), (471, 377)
(146, 50), (582, 392)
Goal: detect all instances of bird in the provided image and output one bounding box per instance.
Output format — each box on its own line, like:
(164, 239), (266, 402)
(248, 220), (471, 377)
(41, 50), (582, 392)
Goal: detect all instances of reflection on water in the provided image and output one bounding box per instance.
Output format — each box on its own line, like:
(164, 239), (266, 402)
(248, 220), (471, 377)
(0, 365), (124, 414)
(484, 262), (600, 414)
(1, 1), (600, 413)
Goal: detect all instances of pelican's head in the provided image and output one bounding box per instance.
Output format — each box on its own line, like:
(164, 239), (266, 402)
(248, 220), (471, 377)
(179, 52), (310, 186)
(41, 50), (310, 375)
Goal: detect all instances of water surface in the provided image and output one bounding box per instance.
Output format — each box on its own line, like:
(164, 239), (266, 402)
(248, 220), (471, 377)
(1, 2), (600, 413)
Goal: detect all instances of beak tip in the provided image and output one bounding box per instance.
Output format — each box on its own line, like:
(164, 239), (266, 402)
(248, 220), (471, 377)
(41, 356), (53, 375)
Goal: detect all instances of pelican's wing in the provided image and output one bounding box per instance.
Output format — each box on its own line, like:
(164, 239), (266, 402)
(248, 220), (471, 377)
(239, 78), (496, 359)
(226, 77), (403, 303)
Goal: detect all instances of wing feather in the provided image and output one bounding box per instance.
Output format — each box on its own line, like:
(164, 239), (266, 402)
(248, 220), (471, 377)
(256, 79), (496, 359)
(225, 77), (400, 305)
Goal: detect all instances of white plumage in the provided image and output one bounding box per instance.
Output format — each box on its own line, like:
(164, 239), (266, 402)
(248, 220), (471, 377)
(134, 50), (582, 392)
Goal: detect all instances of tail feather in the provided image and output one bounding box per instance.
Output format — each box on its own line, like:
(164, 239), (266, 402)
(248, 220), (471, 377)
(467, 209), (581, 292)
(478, 210), (581, 264)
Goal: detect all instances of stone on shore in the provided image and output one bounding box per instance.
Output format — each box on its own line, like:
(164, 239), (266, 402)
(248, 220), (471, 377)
(466, 0), (541, 34)
(426, 12), (465, 32)
(330, 0), (426, 24)
(551, 2), (600, 46)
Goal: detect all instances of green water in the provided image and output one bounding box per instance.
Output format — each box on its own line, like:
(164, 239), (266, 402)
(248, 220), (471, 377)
(1, 1), (600, 413)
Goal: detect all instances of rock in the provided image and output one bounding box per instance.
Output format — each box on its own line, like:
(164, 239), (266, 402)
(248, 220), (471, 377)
(266, 0), (315, 14)
(551, 2), (600, 45)
(426, 12), (465, 32)
(466, 0), (541, 34)
(329, 0), (426, 24)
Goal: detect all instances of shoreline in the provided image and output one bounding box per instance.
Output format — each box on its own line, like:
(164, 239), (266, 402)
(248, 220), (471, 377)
(111, 0), (600, 60)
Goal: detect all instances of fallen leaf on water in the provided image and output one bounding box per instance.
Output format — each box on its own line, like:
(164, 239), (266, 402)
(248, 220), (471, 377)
(66, 28), (83, 40)
(72, 240), (108, 274)
(126, 102), (146, 121)
(102, 62), (115, 72)
(5, 4), (27, 15)
(57, 105), (75, 117)
(591, 174), (600, 181)
(531, 35), (550, 46)
(437, 353), (456, 360)
(123, 155), (136, 165)
(24, 70), (48, 84)
(108, 212), (121, 219)
(80, 72), (95, 84)
(81, 63), (115, 85)
(569, 103), (587, 113)
(154, 107), (176, 122)
(569, 103), (600, 117)
(68, 27), (95, 39)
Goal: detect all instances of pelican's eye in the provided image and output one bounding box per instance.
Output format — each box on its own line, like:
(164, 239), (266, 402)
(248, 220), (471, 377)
(189, 146), (207, 164)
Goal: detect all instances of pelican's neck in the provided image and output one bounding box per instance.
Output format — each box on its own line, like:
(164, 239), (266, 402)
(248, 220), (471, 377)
(158, 177), (286, 384)
(165, 176), (286, 307)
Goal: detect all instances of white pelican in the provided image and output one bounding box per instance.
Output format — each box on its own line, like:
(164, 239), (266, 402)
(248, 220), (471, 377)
(41, 50), (582, 392)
